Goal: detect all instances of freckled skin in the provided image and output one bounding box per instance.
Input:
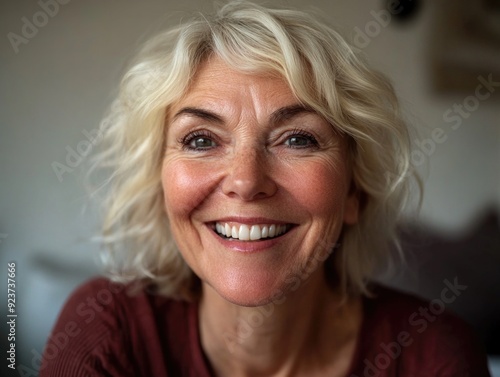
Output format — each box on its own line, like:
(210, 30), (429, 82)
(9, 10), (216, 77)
(162, 57), (359, 306)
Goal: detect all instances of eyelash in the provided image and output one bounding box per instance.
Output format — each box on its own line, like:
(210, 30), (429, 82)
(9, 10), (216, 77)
(177, 128), (319, 151)
(283, 129), (319, 149)
(178, 130), (217, 151)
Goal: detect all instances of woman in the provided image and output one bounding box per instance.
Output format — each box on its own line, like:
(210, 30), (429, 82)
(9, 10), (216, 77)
(41, 2), (491, 376)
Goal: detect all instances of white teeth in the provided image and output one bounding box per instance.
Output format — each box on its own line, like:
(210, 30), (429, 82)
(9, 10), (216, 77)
(238, 224), (250, 241)
(214, 222), (290, 241)
(216, 223), (224, 235)
(250, 225), (261, 240)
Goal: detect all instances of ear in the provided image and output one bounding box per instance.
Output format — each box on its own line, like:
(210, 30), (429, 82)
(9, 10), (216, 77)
(343, 181), (361, 225)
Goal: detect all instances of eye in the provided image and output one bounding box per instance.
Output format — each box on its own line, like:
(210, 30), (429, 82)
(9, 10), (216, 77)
(190, 136), (216, 149)
(179, 130), (217, 151)
(284, 130), (318, 149)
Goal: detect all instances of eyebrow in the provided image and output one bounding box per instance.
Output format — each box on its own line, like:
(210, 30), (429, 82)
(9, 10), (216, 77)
(269, 104), (316, 124)
(172, 104), (315, 124)
(172, 107), (224, 123)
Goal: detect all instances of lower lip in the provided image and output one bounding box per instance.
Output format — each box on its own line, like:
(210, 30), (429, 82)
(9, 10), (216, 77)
(207, 225), (294, 253)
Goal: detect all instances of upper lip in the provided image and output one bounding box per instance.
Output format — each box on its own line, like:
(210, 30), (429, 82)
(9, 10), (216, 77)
(208, 216), (295, 225)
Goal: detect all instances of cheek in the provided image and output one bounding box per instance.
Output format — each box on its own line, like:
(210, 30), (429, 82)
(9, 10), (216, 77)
(161, 159), (220, 218)
(283, 159), (350, 219)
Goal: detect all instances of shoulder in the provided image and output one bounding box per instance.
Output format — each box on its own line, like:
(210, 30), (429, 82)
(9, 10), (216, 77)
(366, 283), (476, 341)
(40, 277), (191, 377)
(358, 284), (491, 376)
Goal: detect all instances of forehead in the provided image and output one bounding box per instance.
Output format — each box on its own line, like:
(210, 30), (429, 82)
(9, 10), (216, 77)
(169, 57), (299, 116)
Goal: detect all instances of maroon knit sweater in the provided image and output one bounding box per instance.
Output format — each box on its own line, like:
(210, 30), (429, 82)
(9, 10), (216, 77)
(40, 278), (491, 376)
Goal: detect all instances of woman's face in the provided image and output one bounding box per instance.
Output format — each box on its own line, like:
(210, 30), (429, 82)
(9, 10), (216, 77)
(162, 58), (359, 306)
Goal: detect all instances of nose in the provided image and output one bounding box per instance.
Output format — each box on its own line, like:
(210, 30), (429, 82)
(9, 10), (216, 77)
(221, 146), (278, 201)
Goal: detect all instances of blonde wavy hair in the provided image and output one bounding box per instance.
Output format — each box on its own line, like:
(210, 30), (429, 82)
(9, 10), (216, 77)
(90, 1), (418, 299)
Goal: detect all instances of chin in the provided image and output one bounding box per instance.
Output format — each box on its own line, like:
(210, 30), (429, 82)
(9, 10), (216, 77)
(206, 269), (289, 307)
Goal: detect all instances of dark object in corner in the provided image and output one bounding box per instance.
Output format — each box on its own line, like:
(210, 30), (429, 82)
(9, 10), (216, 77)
(387, 0), (420, 22)
(394, 210), (500, 355)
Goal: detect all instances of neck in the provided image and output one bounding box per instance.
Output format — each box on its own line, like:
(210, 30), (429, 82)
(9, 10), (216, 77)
(198, 271), (362, 377)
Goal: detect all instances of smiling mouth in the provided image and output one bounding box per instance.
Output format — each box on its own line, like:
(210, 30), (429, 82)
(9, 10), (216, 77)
(213, 222), (293, 241)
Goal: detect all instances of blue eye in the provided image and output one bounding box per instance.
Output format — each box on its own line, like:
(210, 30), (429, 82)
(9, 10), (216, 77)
(286, 136), (311, 147)
(189, 137), (216, 149)
(181, 131), (217, 151)
(284, 131), (318, 148)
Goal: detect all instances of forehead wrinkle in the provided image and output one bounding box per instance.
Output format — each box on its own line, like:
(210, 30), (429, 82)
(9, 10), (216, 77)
(171, 58), (310, 134)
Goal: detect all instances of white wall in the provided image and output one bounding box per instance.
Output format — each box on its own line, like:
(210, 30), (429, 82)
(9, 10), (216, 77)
(0, 0), (498, 374)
